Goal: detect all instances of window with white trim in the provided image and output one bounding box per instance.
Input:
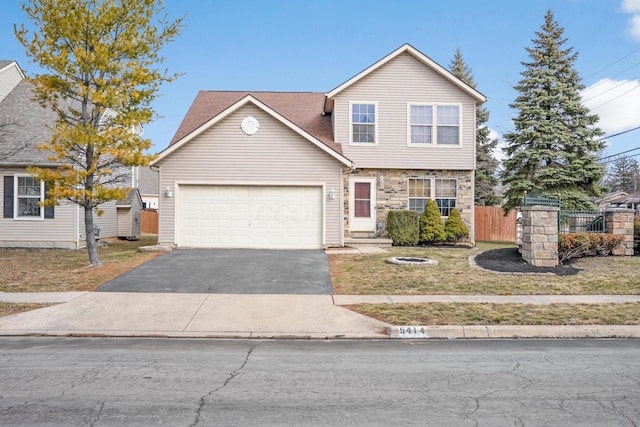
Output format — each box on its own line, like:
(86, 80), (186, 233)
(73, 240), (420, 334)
(435, 178), (457, 217)
(407, 104), (460, 145)
(409, 105), (433, 144)
(436, 106), (460, 145)
(408, 178), (431, 213)
(407, 177), (458, 217)
(16, 176), (43, 218)
(350, 102), (376, 143)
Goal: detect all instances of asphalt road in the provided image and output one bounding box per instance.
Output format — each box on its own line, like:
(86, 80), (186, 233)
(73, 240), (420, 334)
(0, 338), (638, 426)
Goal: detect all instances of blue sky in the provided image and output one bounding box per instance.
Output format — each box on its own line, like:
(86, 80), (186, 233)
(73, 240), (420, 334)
(2, 0), (640, 166)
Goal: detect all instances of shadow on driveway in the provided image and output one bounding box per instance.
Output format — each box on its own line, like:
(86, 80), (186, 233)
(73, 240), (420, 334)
(96, 249), (334, 294)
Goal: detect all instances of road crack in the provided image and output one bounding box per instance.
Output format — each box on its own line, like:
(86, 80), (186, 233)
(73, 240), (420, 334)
(189, 345), (256, 427)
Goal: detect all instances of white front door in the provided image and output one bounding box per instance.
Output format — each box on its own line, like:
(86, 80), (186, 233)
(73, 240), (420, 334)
(349, 177), (376, 232)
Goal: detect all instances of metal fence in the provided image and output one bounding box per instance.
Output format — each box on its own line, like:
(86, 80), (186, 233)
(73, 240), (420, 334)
(558, 210), (605, 234)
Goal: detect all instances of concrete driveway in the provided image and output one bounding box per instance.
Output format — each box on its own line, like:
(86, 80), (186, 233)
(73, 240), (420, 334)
(96, 249), (334, 295)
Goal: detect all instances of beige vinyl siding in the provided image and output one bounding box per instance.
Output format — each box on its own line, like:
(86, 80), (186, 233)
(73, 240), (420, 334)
(0, 63), (23, 103)
(82, 201), (118, 239)
(0, 168), (79, 248)
(334, 52), (477, 170)
(156, 104), (344, 246)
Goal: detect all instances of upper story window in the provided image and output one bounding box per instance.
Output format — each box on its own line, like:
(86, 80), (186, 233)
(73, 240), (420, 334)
(408, 104), (460, 146)
(409, 105), (433, 144)
(16, 175), (43, 218)
(436, 106), (460, 145)
(350, 102), (377, 144)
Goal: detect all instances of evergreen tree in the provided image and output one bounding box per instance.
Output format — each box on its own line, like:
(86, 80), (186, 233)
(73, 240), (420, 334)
(605, 156), (640, 193)
(419, 199), (446, 244)
(500, 9), (605, 211)
(444, 208), (469, 244)
(15, 0), (183, 266)
(449, 49), (501, 206)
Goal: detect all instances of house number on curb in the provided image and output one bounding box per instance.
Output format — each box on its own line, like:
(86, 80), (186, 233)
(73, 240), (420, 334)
(398, 326), (428, 339)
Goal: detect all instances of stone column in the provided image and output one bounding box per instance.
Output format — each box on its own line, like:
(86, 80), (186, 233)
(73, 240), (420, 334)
(521, 206), (559, 267)
(605, 208), (635, 256)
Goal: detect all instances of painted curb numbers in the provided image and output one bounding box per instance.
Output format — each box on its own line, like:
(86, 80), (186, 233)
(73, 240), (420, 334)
(398, 326), (428, 338)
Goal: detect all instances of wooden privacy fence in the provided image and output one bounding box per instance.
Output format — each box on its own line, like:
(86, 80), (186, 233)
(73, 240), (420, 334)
(140, 209), (158, 234)
(474, 206), (517, 242)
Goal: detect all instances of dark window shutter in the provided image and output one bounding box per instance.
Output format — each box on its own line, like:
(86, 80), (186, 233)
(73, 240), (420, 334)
(44, 181), (54, 219)
(3, 176), (13, 218)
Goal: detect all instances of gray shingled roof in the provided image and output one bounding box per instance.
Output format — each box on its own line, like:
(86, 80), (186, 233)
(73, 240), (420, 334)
(0, 80), (59, 166)
(0, 60), (15, 69)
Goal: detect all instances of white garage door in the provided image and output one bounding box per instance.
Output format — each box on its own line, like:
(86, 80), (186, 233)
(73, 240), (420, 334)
(178, 185), (323, 249)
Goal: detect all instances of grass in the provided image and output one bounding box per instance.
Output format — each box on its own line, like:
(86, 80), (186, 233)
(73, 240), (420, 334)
(349, 302), (640, 326)
(328, 242), (640, 295)
(0, 234), (160, 293)
(0, 302), (50, 318)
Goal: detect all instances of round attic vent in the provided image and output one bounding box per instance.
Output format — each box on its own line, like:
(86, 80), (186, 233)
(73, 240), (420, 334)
(241, 116), (260, 135)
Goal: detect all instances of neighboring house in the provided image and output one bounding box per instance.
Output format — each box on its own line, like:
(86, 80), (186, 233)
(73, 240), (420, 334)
(136, 166), (159, 209)
(0, 60), (141, 248)
(596, 191), (640, 216)
(151, 44), (487, 249)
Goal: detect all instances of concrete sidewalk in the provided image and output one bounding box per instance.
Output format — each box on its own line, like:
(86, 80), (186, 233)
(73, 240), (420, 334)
(1, 292), (639, 339)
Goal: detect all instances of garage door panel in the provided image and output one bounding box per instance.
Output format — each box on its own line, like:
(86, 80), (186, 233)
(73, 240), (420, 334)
(178, 185), (322, 249)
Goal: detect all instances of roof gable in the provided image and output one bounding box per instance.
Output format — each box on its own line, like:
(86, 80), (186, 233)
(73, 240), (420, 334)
(324, 44), (487, 112)
(153, 93), (351, 167)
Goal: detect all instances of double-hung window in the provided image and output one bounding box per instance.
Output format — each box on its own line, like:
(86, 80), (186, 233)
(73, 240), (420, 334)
(435, 178), (457, 217)
(350, 102), (377, 144)
(436, 106), (460, 145)
(408, 178), (431, 213)
(16, 176), (43, 218)
(408, 177), (458, 217)
(408, 104), (460, 145)
(409, 105), (433, 144)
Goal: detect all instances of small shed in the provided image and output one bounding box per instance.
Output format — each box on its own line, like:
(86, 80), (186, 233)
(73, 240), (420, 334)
(117, 188), (143, 240)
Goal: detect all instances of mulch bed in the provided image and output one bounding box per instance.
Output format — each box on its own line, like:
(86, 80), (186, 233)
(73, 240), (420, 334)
(474, 248), (580, 276)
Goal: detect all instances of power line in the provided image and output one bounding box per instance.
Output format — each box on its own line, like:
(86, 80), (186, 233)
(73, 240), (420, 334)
(588, 82), (640, 111)
(598, 125), (640, 142)
(584, 46), (640, 80)
(582, 70), (640, 102)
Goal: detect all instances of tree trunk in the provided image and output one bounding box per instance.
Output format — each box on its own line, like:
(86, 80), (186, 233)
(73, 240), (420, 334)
(84, 205), (103, 267)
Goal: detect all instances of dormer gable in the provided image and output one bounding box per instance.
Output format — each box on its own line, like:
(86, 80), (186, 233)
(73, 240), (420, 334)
(0, 61), (26, 104)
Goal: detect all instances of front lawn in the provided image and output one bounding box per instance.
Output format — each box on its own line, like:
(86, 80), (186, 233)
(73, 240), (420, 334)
(0, 234), (160, 293)
(328, 243), (640, 295)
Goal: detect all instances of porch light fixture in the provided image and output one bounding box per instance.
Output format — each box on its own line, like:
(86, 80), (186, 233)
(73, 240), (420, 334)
(164, 186), (174, 198)
(328, 188), (336, 200)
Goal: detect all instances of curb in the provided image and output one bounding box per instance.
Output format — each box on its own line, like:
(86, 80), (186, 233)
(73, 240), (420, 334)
(386, 325), (640, 339)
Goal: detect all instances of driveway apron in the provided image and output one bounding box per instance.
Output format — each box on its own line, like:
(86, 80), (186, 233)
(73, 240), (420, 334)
(96, 249), (333, 294)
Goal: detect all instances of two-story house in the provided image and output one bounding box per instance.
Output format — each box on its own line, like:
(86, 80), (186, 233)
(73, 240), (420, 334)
(0, 60), (143, 248)
(151, 44), (487, 249)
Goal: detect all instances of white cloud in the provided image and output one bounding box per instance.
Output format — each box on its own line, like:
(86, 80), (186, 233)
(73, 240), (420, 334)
(622, 0), (640, 41)
(581, 78), (640, 134)
(622, 0), (640, 12)
(488, 128), (507, 164)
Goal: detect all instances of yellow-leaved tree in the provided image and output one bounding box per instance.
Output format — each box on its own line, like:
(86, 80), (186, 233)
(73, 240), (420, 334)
(15, 0), (183, 266)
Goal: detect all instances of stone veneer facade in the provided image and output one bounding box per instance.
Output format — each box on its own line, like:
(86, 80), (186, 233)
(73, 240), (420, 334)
(342, 168), (474, 241)
(521, 206), (560, 267)
(605, 209), (635, 256)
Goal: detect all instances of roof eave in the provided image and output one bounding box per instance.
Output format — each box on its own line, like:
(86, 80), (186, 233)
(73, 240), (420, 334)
(152, 95), (352, 168)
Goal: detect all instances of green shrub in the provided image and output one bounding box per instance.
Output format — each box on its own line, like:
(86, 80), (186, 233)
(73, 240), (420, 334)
(558, 232), (624, 262)
(444, 208), (469, 244)
(419, 199), (446, 244)
(386, 210), (419, 246)
(634, 221), (640, 255)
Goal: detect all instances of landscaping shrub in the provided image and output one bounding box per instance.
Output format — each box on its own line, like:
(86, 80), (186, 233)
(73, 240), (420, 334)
(419, 199), (446, 244)
(634, 221), (640, 255)
(558, 232), (624, 262)
(444, 208), (469, 244)
(386, 210), (419, 246)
